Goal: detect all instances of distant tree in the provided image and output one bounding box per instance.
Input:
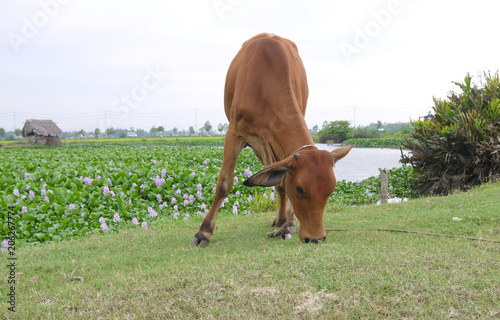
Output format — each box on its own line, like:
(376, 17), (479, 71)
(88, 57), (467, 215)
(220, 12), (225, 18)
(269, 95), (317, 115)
(203, 121), (212, 134)
(311, 125), (319, 134)
(119, 132), (127, 138)
(14, 128), (21, 136)
(157, 126), (165, 135)
(0, 127), (5, 139)
(106, 127), (115, 137)
(188, 126), (195, 135)
(150, 126), (157, 136)
(172, 127), (178, 135)
(317, 120), (352, 143)
(217, 123), (228, 134)
(94, 128), (100, 138)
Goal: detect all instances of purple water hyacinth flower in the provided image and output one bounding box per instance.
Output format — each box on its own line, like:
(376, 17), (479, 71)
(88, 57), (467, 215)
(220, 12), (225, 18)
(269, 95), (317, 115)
(13, 189), (19, 196)
(188, 195), (194, 203)
(171, 197), (177, 204)
(368, 193), (373, 197)
(99, 217), (106, 224)
(156, 194), (162, 202)
(263, 193), (268, 199)
(153, 176), (165, 186)
(203, 158), (210, 165)
(107, 178), (113, 186)
(176, 189), (181, 195)
(101, 223), (109, 233)
(1, 239), (8, 250)
(183, 200), (189, 206)
(24, 172), (30, 179)
(173, 204), (179, 211)
(235, 191), (240, 196)
(172, 212), (179, 219)
(26, 185), (30, 190)
(68, 204), (76, 210)
(41, 188), (47, 195)
(113, 213), (120, 222)
(184, 213), (190, 221)
(200, 203), (207, 210)
(244, 168), (253, 177)
(196, 183), (202, 191)
(132, 183), (137, 187)
(183, 194), (188, 199)
(232, 205), (238, 215)
(161, 169), (167, 177)
(151, 159), (157, 163)
(148, 207), (158, 217)
(247, 195), (253, 201)
(84, 177), (93, 186)
(224, 198), (229, 203)
(44, 196), (50, 203)
(96, 170), (101, 173)
(190, 172), (196, 177)
(21, 206), (28, 213)
(96, 175), (101, 180)
(132, 218), (139, 225)
(196, 191), (202, 198)
(142, 221), (148, 229)
(110, 191), (115, 198)
(234, 176), (239, 183)
(270, 193), (275, 201)
(103, 186), (110, 195)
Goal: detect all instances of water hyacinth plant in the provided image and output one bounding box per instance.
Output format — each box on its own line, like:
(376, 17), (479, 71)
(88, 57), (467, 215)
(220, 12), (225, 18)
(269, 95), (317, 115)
(0, 141), (414, 245)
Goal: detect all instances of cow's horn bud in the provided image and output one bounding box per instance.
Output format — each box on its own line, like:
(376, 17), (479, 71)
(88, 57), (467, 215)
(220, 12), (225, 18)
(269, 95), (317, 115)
(293, 153), (300, 160)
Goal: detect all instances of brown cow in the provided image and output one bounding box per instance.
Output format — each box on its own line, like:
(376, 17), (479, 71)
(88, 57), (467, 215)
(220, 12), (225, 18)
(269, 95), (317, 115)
(191, 33), (352, 247)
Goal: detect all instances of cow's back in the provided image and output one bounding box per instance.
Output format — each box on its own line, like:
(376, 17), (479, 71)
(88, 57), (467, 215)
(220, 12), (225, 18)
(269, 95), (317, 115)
(224, 33), (310, 164)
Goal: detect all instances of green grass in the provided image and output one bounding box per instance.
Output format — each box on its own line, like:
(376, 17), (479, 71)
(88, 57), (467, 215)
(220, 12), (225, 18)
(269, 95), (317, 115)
(2, 183), (499, 319)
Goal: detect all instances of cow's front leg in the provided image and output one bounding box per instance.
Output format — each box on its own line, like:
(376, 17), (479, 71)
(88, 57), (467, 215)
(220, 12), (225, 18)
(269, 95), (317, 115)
(191, 131), (245, 247)
(268, 182), (296, 240)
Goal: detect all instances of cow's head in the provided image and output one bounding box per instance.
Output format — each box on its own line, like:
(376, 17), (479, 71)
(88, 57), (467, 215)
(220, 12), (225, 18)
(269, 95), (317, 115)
(244, 145), (352, 243)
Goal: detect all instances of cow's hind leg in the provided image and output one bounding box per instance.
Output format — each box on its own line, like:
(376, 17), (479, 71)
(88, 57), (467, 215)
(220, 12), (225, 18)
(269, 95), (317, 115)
(268, 182), (296, 240)
(191, 131), (246, 247)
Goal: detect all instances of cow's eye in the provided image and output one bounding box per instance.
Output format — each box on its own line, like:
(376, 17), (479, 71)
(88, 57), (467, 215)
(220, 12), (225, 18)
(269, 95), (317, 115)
(296, 186), (305, 196)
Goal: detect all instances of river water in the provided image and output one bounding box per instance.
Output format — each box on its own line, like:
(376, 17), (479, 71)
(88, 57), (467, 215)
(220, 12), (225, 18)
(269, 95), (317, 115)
(316, 144), (409, 182)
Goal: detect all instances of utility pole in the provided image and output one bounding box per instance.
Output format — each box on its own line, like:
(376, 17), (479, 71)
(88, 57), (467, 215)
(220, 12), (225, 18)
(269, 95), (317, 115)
(195, 109), (198, 137)
(13, 111), (16, 131)
(104, 111), (107, 138)
(353, 106), (356, 128)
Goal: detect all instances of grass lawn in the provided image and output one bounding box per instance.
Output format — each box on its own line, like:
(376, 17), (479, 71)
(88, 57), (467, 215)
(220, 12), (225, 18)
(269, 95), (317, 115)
(2, 183), (499, 319)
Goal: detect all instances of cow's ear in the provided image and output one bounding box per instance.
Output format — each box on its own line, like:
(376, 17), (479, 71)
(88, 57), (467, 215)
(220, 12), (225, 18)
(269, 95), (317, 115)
(244, 156), (295, 187)
(331, 145), (353, 162)
(243, 167), (288, 187)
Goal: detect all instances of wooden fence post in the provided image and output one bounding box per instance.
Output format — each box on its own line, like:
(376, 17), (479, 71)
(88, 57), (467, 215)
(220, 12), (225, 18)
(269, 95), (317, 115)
(379, 168), (388, 204)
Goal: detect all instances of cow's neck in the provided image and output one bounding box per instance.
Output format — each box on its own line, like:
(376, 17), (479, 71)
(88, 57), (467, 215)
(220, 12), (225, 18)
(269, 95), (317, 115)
(271, 119), (315, 160)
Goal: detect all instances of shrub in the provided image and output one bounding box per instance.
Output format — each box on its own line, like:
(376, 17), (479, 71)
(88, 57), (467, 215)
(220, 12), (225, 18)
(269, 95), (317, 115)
(402, 71), (500, 195)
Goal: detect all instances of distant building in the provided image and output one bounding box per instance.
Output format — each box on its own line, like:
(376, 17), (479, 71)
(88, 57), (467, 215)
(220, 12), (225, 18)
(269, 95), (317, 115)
(127, 131), (138, 137)
(21, 119), (63, 146)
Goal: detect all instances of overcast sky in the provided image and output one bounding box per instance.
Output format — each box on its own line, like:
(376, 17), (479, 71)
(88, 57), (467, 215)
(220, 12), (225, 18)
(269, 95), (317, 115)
(1, 0), (498, 133)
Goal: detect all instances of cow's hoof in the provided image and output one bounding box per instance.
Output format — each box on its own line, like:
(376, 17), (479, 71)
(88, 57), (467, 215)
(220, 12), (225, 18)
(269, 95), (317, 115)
(270, 220), (296, 235)
(267, 229), (293, 240)
(191, 233), (211, 247)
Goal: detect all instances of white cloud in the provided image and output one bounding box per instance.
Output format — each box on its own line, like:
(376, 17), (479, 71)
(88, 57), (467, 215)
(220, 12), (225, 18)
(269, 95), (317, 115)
(0, 0), (498, 132)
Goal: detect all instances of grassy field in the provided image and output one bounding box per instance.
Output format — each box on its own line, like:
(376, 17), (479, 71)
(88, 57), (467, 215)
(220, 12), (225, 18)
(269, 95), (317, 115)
(2, 182), (499, 319)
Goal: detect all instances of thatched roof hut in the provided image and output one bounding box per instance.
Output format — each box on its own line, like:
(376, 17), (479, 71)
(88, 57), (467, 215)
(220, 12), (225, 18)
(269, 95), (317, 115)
(22, 119), (63, 146)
